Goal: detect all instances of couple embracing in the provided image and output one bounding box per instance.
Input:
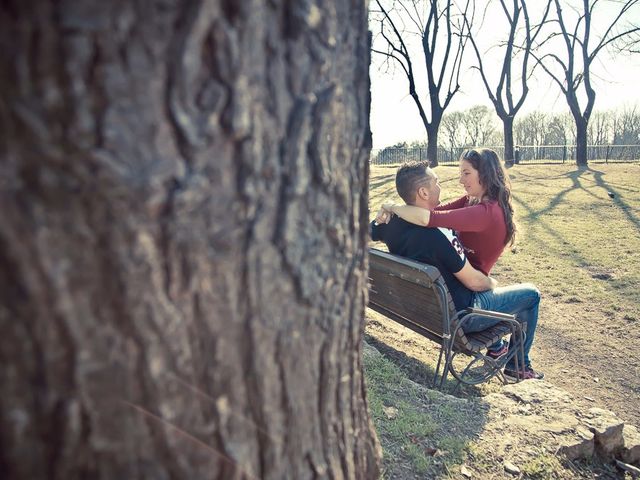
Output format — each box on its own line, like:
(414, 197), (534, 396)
(371, 149), (543, 380)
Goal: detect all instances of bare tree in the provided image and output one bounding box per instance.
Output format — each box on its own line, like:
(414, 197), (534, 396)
(441, 110), (466, 152)
(588, 110), (613, 144)
(533, 0), (640, 165)
(545, 113), (574, 145)
(466, 0), (552, 165)
(371, 0), (471, 166)
(515, 111), (548, 146)
(0, 1), (380, 478)
(461, 105), (498, 147)
(612, 105), (640, 144)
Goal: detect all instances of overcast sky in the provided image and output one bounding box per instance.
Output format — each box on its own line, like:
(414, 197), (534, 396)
(369, 1), (640, 149)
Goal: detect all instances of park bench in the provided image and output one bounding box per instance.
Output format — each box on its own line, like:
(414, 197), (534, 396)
(367, 247), (525, 388)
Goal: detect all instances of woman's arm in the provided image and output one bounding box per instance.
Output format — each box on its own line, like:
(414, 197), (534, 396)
(428, 203), (493, 232)
(434, 195), (468, 211)
(383, 201), (494, 232)
(383, 203), (431, 226)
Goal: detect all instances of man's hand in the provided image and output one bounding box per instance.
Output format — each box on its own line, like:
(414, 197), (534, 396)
(453, 260), (498, 292)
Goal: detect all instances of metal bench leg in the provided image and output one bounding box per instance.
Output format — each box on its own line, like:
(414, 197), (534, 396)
(433, 346), (445, 387)
(438, 337), (454, 388)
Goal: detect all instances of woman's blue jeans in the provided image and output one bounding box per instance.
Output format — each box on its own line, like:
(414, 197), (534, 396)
(464, 283), (540, 370)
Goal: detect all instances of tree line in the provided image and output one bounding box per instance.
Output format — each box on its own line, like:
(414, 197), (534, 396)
(371, 0), (640, 166)
(393, 103), (640, 153)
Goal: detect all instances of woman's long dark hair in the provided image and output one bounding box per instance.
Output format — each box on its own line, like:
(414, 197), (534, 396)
(461, 148), (516, 246)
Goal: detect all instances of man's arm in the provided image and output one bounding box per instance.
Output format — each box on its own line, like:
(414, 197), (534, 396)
(370, 220), (386, 242)
(453, 260), (498, 292)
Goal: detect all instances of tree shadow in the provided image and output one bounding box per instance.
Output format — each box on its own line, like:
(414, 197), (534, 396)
(363, 333), (490, 479)
(364, 333), (485, 398)
(516, 164), (640, 239)
(369, 173), (396, 191)
(588, 166), (640, 235)
(520, 166), (601, 221)
(369, 184), (398, 205)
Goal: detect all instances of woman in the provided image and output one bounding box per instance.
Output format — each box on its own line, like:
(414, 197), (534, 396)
(381, 148), (516, 276)
(379, 148), (526, 366)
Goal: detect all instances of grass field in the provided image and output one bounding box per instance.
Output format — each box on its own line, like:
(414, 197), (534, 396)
(364, 162), (640, 478)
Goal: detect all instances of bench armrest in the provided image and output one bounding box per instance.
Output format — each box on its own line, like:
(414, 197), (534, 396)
(460, 307), (516, 322)
(453, 308), (519, 336)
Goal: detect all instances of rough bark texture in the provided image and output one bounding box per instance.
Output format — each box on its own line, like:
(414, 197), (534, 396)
(502, 116), (515, 166)
(0, 1), (380, 479)
(575, 118), (589, 167)
(425, 123), (439, 168)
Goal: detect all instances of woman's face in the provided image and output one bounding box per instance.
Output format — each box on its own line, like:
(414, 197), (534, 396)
(459, 159), (485, 198)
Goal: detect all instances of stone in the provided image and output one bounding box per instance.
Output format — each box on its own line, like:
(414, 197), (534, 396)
(383, 406), (398, 420)
(504, 461), (520, 475)
(583, 407), (625, 457)
(502, 379), (572, 406)
(558, 426), (595, 461)
(460, 465), (472, 478)
(620, 424), (640, 466)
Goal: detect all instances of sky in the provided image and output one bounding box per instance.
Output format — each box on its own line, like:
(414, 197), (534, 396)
(369, 1), (640, 149)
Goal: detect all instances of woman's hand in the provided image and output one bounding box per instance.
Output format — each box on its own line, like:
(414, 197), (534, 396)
(376, 203), (394, 224)
(381, 202), (397, 213)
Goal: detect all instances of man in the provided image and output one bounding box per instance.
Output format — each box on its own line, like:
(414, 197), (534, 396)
(371, 161), (543, 380)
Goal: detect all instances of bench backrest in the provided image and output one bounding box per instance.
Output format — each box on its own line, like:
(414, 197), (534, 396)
(368, 248), (476, 352)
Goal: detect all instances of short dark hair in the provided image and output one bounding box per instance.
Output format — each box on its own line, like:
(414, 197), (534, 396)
(395, 161), (434, 205)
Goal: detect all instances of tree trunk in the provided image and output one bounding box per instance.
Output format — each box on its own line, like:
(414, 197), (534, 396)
(575, 120), (589, 166)
(0, 1), (380, 479)
(502, 116), (515, 166)
(426, 124), (440, 167)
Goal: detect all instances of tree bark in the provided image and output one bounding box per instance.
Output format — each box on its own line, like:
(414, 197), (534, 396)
(502, 116), (515, 166)
(0, 1), (380, 479)
(426, 123), (440, 167)
(575, 119), (589, 166)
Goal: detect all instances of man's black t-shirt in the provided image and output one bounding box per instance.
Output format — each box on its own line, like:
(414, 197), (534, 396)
(370, 216), (474, 312)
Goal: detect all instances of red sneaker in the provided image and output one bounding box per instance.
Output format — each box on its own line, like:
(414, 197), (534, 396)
(486, 342), (509, 359)
(504, 366), (544, 380)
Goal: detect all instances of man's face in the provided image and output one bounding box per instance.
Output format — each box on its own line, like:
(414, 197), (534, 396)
(426, 173), (441, 208)
(415, 173), (441, 209)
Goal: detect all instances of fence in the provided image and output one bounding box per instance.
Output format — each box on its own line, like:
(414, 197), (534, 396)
(370, 145), (640, 165)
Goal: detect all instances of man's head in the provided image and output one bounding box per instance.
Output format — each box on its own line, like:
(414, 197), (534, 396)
(395, 161), (440, 209)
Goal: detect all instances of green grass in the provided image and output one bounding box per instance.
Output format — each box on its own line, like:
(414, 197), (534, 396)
(363, 343), (487, 478)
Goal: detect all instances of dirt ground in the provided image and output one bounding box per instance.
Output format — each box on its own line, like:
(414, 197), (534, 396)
(525, 296), (640, 428)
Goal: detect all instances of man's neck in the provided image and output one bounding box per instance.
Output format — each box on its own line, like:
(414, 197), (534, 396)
(412, 200), (436, 210)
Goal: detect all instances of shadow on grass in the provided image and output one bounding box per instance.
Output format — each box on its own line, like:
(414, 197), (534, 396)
(588, 166), (640, 235)
(520, 166), (600, 221)
(363, 337), (490, 478)
(512, 165), (640, 285)
(369, 173), (396, 191)
(369, 184), (397, 204)
(364, 334), (484, 398)
(520, 165), (640, 235)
